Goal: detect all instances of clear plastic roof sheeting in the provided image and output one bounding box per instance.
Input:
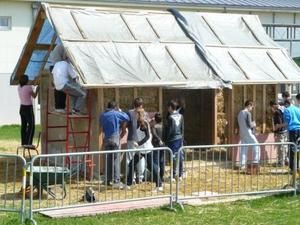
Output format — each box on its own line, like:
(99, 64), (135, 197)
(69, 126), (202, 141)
(170, 9), (300, 84)
(41, 4), (225, 88)
(12, 4), (300, 87)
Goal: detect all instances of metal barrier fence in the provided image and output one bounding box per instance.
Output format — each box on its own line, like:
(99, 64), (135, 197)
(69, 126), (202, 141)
(176, 142), (298, 205)
(0, 153), (27, 224)
(27, 147), (173, 224)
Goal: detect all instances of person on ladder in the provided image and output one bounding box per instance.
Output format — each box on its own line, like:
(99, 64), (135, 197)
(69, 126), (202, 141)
(52, 56), (86, 115)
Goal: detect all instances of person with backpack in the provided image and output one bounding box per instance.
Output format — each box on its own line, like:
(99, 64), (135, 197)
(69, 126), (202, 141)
(270, 101), (288, 166)
(164, 100), (184, 181)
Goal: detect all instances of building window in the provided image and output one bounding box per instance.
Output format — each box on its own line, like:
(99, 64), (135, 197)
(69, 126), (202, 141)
(0, 16), (12, 31)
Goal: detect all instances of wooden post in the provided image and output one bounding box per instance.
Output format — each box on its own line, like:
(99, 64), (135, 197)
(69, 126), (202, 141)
(98, 88), (104, 149)
(262, 85), (266, 133)
(159, 87), (163, 115)
(40, 70), (51, 154)
(133, 88), (138, 99)
(275, 84), (279, 102)
(115, 88), (120, 103)
(228, 87), (235, 143)
(212, 89), (218, 144)
(253, 85), (256, 121)
(243, 85), (247, 103)
(96, 88), (105, 176)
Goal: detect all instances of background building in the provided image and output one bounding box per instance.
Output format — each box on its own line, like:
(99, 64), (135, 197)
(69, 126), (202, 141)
(1, 0), (300, 124)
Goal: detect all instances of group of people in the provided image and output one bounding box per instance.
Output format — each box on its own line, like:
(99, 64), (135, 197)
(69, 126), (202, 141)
(99, 97), (184, 191)
(238, 91), (300, 173)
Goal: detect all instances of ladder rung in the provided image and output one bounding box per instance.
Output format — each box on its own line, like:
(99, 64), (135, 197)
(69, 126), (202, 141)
(67, 146), (89, 149)
(68, 131), (89, 134)
(67, 115), (90, 119)
(47, 125), (67, 128)
(47, 139), (66, 143)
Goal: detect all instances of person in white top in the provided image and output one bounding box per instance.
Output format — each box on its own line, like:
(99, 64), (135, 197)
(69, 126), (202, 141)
(52, 59), (86, 114)
(126, 108), (163, 191)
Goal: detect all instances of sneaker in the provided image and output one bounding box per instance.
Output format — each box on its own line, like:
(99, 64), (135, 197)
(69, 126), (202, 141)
(111, 182), (124, 189)
(152, 186), (164, 192)
(55, 109), (66, 113)
(72, 109), (82, 115)
(123, 185), (131, 190)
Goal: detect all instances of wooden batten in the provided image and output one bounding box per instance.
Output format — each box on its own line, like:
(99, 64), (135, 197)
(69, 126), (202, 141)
(253, 85), (256, 121)
(15, 8), (46, 80)
(115, 88), (120, 103)
(212, 89), (218, 144)
(262, 85), (266, 133)
(40, 70), (51, 154)
(159, 87), (163, 115)
(228, 88), (234, 144)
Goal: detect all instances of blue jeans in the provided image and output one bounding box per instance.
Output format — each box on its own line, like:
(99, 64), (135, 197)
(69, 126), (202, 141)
(62, 81), (86, 111)
(167, 139), (183, 177)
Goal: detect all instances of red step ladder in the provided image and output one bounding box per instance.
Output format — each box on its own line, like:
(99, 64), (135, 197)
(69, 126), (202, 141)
(45, 88), (95, 178)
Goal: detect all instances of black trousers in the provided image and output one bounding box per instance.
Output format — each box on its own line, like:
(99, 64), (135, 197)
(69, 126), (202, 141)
(19, 105), (35, 145)
(288, 130), (300, 171)
(54, 89), (66, 109)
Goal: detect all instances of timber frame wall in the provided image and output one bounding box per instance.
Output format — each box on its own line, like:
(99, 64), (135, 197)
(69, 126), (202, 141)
(220, 84), (278, 144)
(40, 70), (278, 158)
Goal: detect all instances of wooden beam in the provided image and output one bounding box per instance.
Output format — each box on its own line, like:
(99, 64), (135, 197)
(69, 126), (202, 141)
(230, 87), (235, 143)
(243, 85), (247, 103)
(34, 44), (54, 51)
(159, 87), (163, 114)
(212, 89), (218, 144)
(262, 85), (266, 133)
(275, 84), (279, 102)
(15, 8), (46, 80)
(115, 88), (120, 104)
(134, 88), (138, 99)
(253, 85), (256, 121)
(98, 88), (104, 150)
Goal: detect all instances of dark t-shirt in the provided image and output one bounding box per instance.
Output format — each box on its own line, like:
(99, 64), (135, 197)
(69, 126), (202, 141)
(273, 109), (286, 133)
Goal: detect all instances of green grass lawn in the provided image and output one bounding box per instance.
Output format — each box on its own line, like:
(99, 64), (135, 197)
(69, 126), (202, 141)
(1, 194), (300, 225)
(0, 125), (41, 153)
(0, 125), (41, 141)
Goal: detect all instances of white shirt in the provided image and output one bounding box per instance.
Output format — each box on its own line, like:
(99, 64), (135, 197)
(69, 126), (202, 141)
(52, 61), (77, 90)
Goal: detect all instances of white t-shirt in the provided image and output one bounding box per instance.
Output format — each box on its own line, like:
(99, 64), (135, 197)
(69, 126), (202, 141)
(52, 61), (77, 90)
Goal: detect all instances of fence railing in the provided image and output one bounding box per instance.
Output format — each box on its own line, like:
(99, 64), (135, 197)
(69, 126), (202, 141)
(1, 142), (299, 224)
(27, 147), (174, 223)
(176, 142), (298, 205)
(0, 153), (27, 224)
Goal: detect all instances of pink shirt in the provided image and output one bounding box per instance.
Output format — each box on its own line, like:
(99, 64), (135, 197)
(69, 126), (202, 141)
(18, 85), (34, 106)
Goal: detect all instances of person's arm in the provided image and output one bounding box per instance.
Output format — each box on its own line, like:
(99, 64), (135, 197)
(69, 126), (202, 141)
(117, 112), (129, 139)
(164, 117), (172, 143)
(137, 123), (150, 146)
(151, 124), (162, 144)
(181, 116), (184, 138)
(120, 122), (127, 139)
(31, 86), (39, 98)
(68, 63), (77, 81)
(246, 111), (255, 128)
(284, 110), (290, 126)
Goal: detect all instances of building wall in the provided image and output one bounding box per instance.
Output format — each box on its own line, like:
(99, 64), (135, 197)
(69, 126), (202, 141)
(0, 2), (40, 125)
